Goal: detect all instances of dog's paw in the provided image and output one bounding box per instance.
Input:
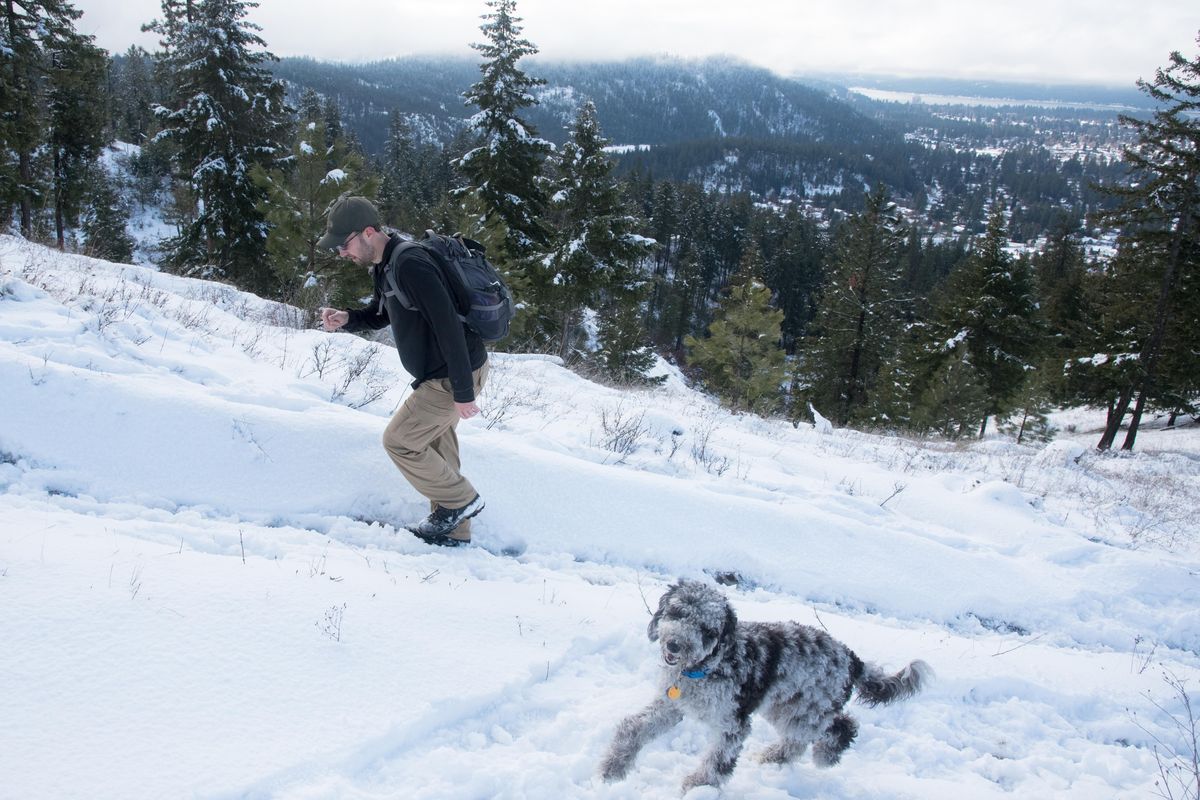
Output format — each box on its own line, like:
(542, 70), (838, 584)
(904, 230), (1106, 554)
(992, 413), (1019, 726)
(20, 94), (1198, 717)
(598, 757), (628, 783)
(680, 773), (716, 794)
(756, 741), (805, 765)
(680, 778), (721, 798)
(756, 743), (787, 764)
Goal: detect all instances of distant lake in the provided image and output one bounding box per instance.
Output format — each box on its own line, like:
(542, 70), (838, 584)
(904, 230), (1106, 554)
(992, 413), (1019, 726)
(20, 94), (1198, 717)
(849, 87), (1137, 113)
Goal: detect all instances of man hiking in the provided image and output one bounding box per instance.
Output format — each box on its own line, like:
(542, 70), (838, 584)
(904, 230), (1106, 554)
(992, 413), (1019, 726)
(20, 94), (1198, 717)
(316, 196), (488, 546)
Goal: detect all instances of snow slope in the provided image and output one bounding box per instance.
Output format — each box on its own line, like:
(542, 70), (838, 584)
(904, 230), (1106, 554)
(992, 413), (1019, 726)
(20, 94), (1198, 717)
(1, 236), (1198, 799)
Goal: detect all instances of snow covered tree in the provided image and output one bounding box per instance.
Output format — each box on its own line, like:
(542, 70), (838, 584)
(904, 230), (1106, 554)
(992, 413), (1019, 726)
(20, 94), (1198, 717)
(321, 96), (343, 152)
(761, 204), (826, 351)
(458, 0), (552, 258)
(376, 112), (446, 233)
(255, 114), (373, 306)
(1090, 33), (1200, 450)
(109, 46), (159, 143)
(533, 101), (653, 360)
(1034, 218), (1091, 351)
(81, 164), (135, 263)
(0, 0), (92, 237)
(908, 341), (989, 439)
(46, 29), (107, 249)
(590, 297), (666, 387)
(904, 209), (1043, 436)
(295, 88), (322, 127)
(645, 180), (679, 333)
(801, 188), (908, 426)
(685, 255), (787, 413)
(999, 368), (1057, 444)
(664, 187), (717, 350)
(1061, 253), (1146, 433)
(147, 0), (290, 294)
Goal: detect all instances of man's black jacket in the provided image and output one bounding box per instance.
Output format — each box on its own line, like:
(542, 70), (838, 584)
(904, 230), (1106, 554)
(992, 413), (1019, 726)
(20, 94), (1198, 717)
(343, 235), (487, 403)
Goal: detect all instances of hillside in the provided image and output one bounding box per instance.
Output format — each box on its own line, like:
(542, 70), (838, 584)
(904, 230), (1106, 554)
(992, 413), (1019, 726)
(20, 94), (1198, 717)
(2, 237), (1198, 798)
(272, 55), (893, 151)
(270, 54), (1130, 240)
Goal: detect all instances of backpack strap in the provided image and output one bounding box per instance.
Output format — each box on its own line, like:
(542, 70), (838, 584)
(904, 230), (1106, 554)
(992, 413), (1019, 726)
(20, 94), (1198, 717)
(377, 241), (424, 315)
(377, 238), (471, 321)
(414, 233), (473, 315)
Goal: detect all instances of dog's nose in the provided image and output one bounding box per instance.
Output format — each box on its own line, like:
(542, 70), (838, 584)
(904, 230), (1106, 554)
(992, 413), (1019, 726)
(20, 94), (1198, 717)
(665, 640), (681, 654)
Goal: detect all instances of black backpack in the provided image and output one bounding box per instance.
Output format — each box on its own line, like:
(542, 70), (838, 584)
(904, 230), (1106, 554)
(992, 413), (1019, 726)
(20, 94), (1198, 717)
(380, 231), (515, 343)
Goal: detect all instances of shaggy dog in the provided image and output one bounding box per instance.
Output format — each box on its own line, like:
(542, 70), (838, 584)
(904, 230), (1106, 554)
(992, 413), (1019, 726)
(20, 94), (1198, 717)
(600, 580), (931, 793)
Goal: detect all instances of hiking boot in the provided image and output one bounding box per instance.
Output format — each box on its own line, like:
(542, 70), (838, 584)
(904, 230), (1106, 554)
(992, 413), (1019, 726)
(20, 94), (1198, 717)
(409, 495), (484, 543)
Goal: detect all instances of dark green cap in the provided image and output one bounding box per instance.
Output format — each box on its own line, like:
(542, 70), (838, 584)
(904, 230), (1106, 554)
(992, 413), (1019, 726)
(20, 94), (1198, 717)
(317, 196), (382, 252)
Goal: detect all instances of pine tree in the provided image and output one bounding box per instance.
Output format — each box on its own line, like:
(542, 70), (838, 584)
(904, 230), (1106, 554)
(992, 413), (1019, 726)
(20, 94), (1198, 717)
(46, 28), (107, 249)
(1035, 217), (1091, 351)
(321, 96), (342, 152)
(591, 297), (666, 387)
(81, 164), (135, 263)
(1031, 216), (1094, 405)
(296, 88), (323, 127)
(458, 0), (552, 259)
(1092, 33), (1200, 450)
(801, 188), (908, 426)
(537, 101), (653, 360)
(377, 112), (422, 230)
(646, 180), (679, 334)
(761, 204), (825, 351)
(0, 0), (90, 237)
(1062, 253), (1146, 434)
(999, 368), (1057, 444)
(668, 243), (706, 352)
(109, 46), (158, 143)
(684, 255), (787, 413)
(909, 342), (990, 439)
(666, 187), (715, 350)
(147, 0), (290, 294)
(255, 114), (373, 306)
(906, 209), (1043, 436)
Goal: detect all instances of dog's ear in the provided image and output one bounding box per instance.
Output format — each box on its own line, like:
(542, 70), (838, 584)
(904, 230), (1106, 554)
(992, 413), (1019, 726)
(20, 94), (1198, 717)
(717, 603), (738, 650)
(647, 585), (675, 642)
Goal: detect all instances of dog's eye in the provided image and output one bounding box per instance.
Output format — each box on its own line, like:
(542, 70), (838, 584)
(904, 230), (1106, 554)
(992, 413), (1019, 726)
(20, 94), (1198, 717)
(664, 608), (684, 621)
(700, 626), (718, 643)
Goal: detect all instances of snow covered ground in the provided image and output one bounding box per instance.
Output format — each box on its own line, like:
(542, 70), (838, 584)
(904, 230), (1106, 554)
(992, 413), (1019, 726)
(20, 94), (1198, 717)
(1, 235), (1198, 799)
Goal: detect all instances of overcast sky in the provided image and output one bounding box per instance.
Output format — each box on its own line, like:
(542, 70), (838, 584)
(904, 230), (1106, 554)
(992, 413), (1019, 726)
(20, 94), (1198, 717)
(73, 0), (1196, 87)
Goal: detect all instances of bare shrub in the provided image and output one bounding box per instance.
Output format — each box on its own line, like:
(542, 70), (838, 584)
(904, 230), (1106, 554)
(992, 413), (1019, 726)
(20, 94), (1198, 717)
(478, 360), (552, 431)
(666, 428), (683, 460)
(238, 326), (265, 359)
(330, 346), (390, 409)
(690, 414), (730, 476)
(592, 401), (650, 462)
(300, 339), (336, 380)
(1133, 672), (1200, 800)
(173, 301), (214, 331)
(255, 301), (311, 330)
(317, 603), (346, 643)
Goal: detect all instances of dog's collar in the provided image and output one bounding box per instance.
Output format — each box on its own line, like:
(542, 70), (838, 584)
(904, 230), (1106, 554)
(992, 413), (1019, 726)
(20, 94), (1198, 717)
(666, 668), (709, 700)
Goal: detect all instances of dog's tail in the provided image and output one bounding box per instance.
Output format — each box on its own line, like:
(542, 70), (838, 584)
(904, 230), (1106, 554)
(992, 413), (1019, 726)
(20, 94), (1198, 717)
(853, 658), (932, 707)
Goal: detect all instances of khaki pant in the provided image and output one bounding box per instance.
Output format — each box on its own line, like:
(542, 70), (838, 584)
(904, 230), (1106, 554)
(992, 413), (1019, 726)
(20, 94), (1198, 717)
(383, 362), (488, 540)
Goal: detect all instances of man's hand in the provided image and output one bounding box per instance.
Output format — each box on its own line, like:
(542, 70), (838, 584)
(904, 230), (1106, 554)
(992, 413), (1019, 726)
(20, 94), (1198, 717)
(319, 307), (348, 332)
(455, 401), (481, 420)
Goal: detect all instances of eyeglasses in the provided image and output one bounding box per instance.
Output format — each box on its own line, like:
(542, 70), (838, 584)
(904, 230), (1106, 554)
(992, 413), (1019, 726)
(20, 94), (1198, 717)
(337, 230), (361, 255)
